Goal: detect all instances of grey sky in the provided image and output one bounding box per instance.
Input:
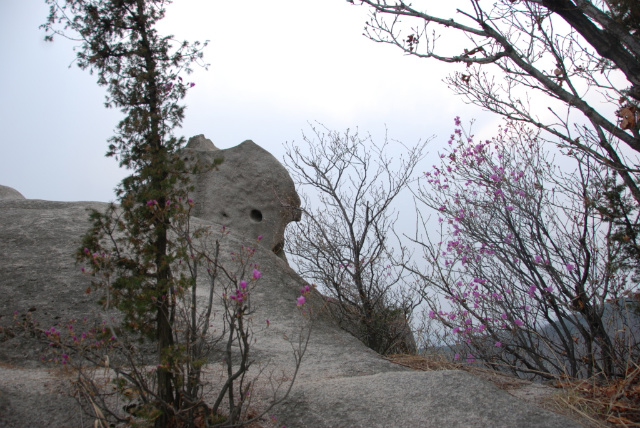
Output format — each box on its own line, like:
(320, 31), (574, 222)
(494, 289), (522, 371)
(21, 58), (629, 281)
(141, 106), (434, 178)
(0, 0), (495, 202)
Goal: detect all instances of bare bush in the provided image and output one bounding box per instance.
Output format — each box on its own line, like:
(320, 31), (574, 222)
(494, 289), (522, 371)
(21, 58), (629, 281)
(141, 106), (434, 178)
(284, 124), (429, 355)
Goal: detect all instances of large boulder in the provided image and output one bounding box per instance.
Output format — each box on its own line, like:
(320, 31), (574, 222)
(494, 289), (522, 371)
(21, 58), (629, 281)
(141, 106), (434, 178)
(182, 135), (301, 261)
(0, 198), (586, 428)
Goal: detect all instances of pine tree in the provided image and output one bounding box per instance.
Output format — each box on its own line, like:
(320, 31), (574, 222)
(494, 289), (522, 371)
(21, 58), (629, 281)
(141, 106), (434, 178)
(43, 1), (207, 425)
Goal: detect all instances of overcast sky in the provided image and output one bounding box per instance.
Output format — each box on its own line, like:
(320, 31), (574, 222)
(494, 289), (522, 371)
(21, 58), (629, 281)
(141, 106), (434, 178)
(0, 0), (497, 202)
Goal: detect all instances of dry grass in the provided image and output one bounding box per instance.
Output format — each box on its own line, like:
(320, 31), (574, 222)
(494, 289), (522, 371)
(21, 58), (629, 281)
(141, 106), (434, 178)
(384, 353), (640, 428)
(549, 363), (640, 427)
(384, 353), (541, 390)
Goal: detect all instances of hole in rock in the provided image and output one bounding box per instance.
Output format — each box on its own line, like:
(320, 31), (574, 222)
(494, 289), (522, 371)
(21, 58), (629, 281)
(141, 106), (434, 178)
(250, 209), (263, 222)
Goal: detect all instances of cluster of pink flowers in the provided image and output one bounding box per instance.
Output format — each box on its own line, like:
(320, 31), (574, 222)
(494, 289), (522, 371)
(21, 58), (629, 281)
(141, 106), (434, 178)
(230, 281), (249, 302)
(423, 117), (562, 356)
(42, 318), (118, 365)
(297, 284), (311, 307)
(227, 268), (262, 304)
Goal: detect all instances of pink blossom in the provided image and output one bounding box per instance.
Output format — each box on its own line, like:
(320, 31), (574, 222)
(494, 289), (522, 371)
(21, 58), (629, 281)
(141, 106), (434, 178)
(296, 296), (306, 306)
(252, 269), (262, 280)
(495, 341), (502, 347)
(565, 263), (575, 272)
(514, 319), (524, 326)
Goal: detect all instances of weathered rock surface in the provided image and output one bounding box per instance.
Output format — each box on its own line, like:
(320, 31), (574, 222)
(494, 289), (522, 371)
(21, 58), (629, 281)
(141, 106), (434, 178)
(0, 185), (25, 200)
(181, 136), (301, 261)
(0, 198), (585, 428)
(279, 371), (574, 428)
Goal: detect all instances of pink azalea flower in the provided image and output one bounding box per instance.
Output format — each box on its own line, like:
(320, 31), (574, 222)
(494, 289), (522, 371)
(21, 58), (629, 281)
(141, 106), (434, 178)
(296, 296), (306, 306)
(495, 341), (502, 347)
(252, 269), (262, 280)
(514, 319), (524, 326)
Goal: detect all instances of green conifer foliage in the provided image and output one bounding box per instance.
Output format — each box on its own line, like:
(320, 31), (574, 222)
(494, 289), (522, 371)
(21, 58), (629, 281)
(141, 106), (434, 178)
(42, 1), (207, 425)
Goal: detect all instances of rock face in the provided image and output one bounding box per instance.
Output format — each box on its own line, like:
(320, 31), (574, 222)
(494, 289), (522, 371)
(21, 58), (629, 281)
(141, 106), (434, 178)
(0, 198), (586, 428)
(182, 135), (301, 261)
(0, 185), (25, 200)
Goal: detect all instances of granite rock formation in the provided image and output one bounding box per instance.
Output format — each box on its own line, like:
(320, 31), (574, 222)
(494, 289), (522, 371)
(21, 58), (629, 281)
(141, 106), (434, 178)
(181, 135), (301, 261)
(0, 197), (586, 428)
(0, 139), (586, 427)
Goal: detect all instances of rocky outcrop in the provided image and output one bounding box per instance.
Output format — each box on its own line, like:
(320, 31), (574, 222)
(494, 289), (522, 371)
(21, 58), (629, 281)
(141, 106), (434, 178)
(181, 136), (301, 261)
(0, 197), (585, 428)
(0, 131), (585, 426)
(0, 185), (25, 200)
